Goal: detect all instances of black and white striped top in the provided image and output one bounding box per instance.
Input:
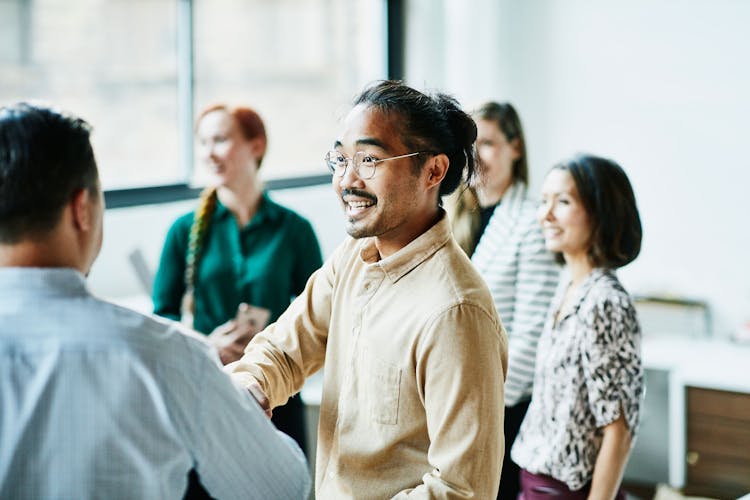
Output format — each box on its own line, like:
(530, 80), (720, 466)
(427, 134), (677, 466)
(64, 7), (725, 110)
(471, 182), (560, 406)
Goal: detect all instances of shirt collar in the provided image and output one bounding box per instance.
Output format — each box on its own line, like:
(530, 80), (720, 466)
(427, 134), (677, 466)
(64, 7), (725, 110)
(358, 210), (452, 284)
(0, 267), (89, 297)
(214, 191), (282, 227)
(556, 267), (613, 321)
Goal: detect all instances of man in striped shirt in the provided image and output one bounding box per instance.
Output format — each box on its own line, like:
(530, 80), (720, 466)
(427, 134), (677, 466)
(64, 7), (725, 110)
(0, 102), (310, 499)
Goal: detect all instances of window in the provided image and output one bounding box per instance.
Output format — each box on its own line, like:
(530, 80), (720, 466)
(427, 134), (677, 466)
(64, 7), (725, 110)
(0, 0), (387, 192)
(193, 0), (386, 184)
(0, 0), (181, 189)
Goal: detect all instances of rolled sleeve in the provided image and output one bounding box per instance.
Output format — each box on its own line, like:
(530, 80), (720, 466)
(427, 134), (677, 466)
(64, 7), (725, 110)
(581, 296), (643, 432)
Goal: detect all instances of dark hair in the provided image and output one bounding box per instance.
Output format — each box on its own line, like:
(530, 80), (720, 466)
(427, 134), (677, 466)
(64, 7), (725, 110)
(195, 103), (268, 167)
(474, 101), (528, 185)
(354, 80), (477, 198)
(0, 102), (98, 243)
(552, 154), (642, 268)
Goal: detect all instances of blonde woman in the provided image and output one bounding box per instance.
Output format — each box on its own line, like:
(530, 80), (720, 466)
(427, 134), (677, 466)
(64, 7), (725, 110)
(448, 102), (559, 499)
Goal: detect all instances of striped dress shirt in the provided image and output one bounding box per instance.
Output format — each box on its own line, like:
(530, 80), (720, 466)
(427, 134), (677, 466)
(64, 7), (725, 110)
(0, 267), (310, 500)
(471, 182), (560, 406)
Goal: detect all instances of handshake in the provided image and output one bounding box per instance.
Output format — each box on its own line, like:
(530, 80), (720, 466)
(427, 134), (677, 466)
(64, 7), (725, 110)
(208, 303), (270, 365)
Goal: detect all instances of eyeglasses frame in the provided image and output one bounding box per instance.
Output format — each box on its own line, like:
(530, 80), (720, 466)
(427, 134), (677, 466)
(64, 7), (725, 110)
(325, 150), (431, 179)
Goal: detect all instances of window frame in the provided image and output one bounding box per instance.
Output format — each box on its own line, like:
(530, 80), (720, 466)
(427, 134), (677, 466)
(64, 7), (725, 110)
(103, 0), (404, 208)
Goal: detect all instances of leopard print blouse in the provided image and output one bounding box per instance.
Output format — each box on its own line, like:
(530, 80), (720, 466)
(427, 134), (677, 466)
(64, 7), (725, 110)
(511, 268), (643, 491)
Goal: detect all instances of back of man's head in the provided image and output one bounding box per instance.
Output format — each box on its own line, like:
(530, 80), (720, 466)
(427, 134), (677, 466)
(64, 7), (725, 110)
(0, 102), (98, 244)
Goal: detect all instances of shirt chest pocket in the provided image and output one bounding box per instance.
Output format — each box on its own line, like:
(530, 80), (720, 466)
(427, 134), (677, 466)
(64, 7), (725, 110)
(368, 357), (402, 425)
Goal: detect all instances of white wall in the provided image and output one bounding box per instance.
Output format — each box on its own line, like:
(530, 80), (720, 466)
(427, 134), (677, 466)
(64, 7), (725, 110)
(405, 0), (750, 337)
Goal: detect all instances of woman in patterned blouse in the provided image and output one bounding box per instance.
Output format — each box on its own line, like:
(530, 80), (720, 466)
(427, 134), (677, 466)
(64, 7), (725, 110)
(511, 154), (643, 499)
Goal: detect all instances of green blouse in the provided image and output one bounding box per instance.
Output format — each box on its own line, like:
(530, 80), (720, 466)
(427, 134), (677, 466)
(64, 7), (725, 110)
(152, 192), (323, 335)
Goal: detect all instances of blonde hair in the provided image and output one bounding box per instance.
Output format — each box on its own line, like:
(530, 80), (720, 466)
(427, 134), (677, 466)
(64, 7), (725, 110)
(447, 101), (529, 256)
(180, 186), (219, 326)
(446, 184), (481, 256)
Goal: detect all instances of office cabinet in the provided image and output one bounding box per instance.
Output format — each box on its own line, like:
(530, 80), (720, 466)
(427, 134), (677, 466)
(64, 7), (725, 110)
(685, 387), (750, 498)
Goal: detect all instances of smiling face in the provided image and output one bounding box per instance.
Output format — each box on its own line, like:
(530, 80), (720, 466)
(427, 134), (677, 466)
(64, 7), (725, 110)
(332, 104), (439, 256)
(475, 118), (520, 200)
(538, 168), (593, 263)
(195, 109), (259, 190)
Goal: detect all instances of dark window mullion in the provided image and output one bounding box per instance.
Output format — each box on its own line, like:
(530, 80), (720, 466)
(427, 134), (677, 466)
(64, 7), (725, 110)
(178, 0), (195, 182)
(386, 0), (405, 80)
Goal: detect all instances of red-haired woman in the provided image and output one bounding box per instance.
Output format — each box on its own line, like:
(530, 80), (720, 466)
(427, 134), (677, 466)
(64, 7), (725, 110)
(153, 104), (322, 456)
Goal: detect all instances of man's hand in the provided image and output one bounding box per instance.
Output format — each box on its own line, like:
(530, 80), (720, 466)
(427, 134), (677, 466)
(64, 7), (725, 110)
(247, 381), (273, 418)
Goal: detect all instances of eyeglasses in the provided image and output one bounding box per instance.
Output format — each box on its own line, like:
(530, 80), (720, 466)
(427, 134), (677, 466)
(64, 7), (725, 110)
(324, 150), (427, 179)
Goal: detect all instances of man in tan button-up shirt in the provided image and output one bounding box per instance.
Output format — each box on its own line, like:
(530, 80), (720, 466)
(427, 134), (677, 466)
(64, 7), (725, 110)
(229, 81), (508, 499)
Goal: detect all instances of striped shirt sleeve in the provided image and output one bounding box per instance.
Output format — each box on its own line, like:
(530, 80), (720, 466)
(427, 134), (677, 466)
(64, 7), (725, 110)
(503, 221), (560, 406)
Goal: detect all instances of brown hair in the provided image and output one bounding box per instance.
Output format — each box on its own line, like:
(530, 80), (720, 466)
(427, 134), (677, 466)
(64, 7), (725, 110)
(474, 101), (528, 185)
(551, 154), (642, 268)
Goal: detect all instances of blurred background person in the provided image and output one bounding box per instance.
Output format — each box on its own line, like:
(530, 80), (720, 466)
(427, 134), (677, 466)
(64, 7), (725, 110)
(512, 154), (644, 499)
(152, 103), (322, 455)
(447, 101), (559, 499)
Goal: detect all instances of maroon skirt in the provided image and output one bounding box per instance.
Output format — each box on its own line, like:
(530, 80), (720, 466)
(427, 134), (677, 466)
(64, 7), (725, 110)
(518, 469), (626, 500)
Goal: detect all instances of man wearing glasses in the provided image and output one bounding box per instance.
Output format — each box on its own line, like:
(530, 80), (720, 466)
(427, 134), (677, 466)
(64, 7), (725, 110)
(229, 81), (508, 498)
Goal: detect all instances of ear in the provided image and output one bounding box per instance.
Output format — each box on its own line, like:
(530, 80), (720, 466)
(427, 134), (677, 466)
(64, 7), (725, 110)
(425, 153), (450, 190)
(70, 188), (93, 232)
(510, 137), (523, 160)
